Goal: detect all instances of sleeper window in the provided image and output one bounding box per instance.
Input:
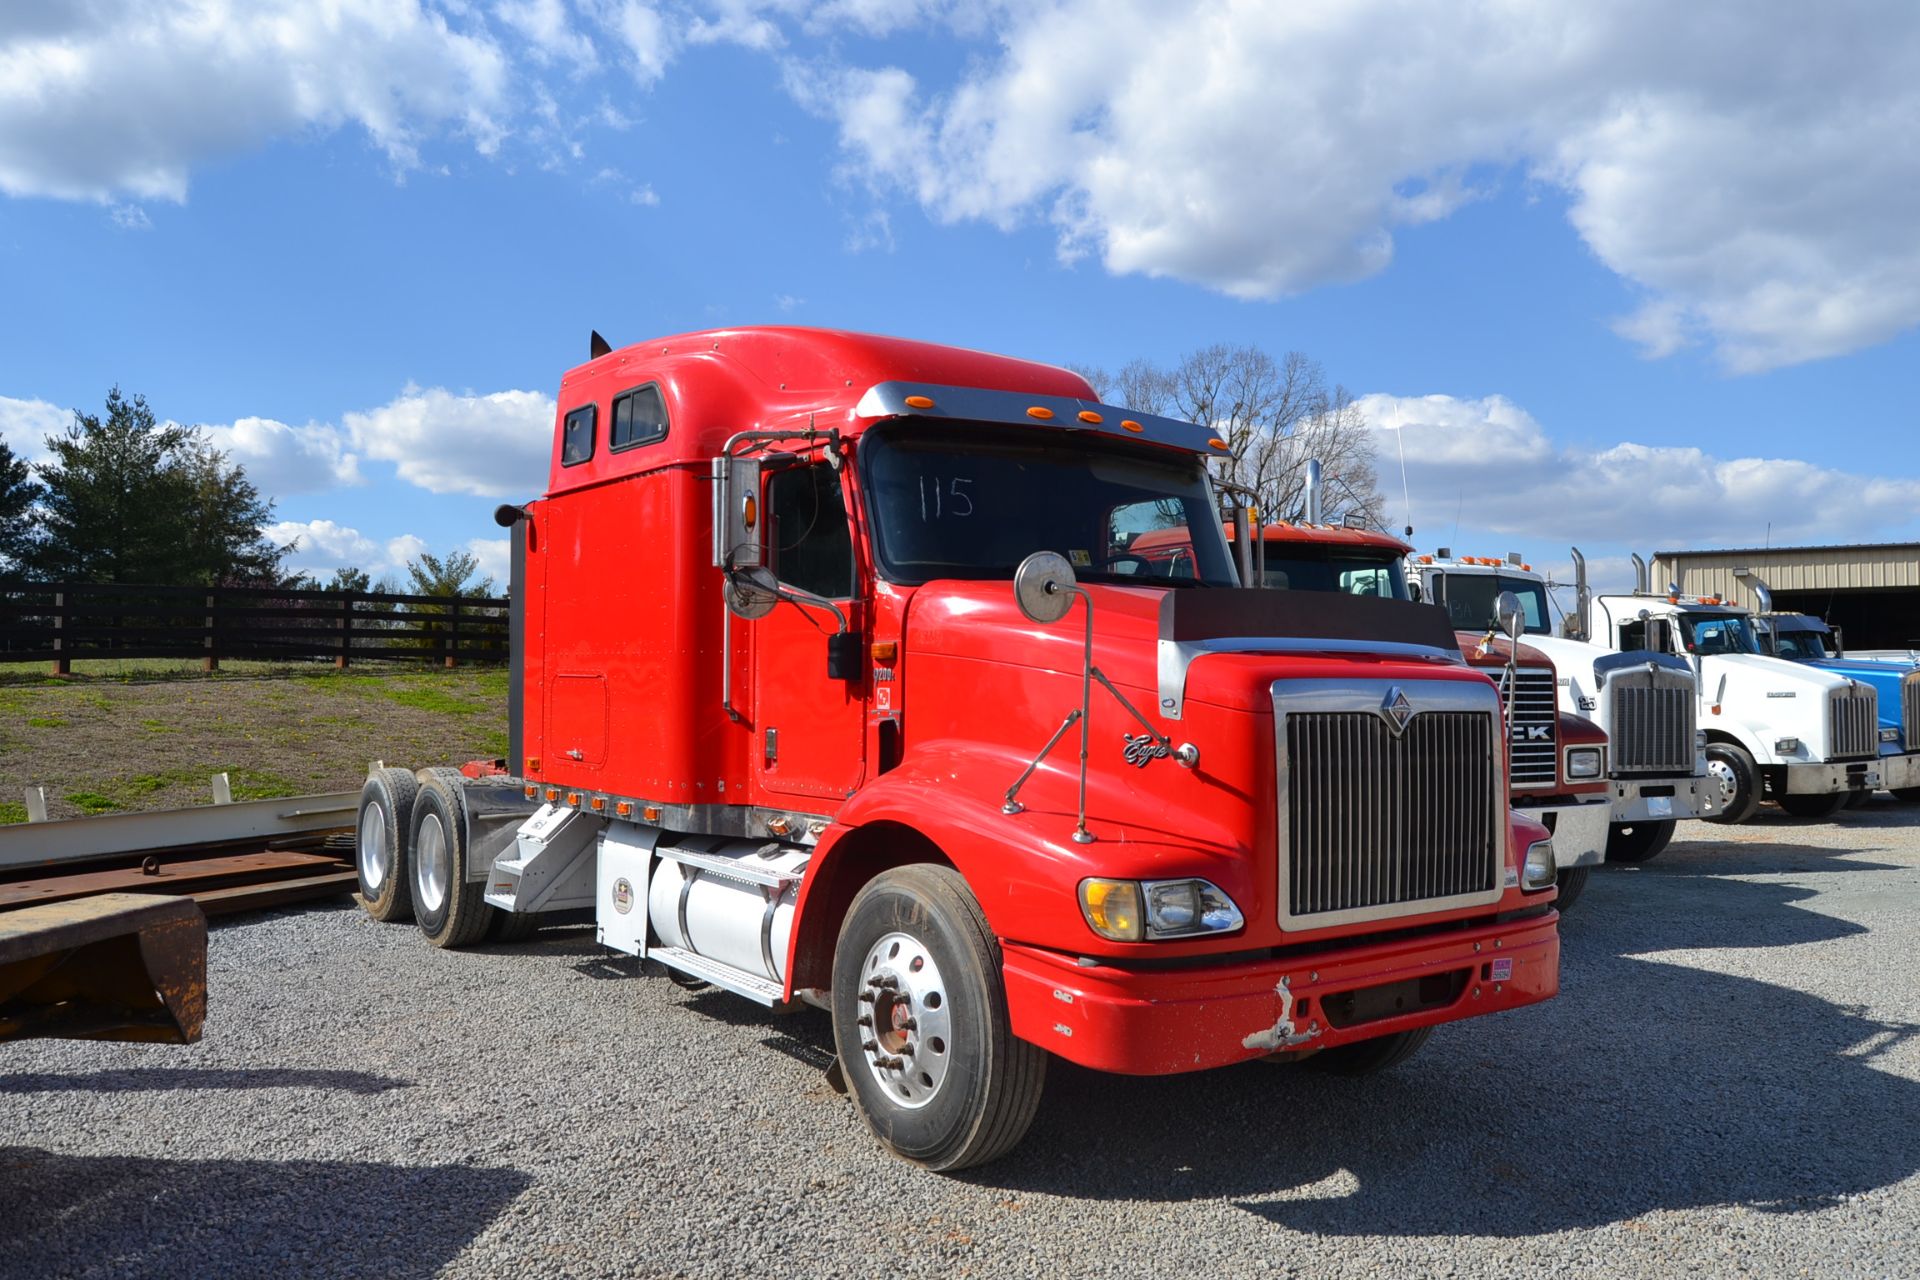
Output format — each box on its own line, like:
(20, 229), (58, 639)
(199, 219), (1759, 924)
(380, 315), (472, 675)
(611, 384), (669, 450)
(561, 405), (596, 465)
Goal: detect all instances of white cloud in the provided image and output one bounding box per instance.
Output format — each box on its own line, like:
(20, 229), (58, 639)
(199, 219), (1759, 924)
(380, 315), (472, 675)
(0, 394), (69, 464)
(197, 417), (361, 495)
(773, 292), (802, 312)
(630, 182), (659, 206)
(794, 1), (1920, 371)
(495, 0), (598, 72)
(344, 384), (554, 498)
(266, 520), (445, 580)
(1361, 392), (1920, 551)
(109, 203), (150, 231)
(466, 536), (512, 585)
(0, 0), (510, 202)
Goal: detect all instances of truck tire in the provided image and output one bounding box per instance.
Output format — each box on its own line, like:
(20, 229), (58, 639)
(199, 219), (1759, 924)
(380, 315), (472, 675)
(1605, 819), (1675, 864)
(410, 778), (492, 949)
(1553, 866), (1590, 913)
(830, 864), (1046, 1172)
(1778, 791), (1848, 819)
(1306, 1026), (1433, 1076)
(1703, 744), (1761, 824)
(355, 768), (417, 922)
(1892, 787), (1920, 803)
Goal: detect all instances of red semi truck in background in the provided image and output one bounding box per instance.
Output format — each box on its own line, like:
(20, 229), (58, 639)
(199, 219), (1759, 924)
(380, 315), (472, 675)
(353, 327), (1561, 1170)
(1139, 519), (1613, 908)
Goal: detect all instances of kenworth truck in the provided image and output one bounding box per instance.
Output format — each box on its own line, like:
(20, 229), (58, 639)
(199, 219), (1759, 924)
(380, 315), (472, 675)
(1135, 519), (1611, 908)
(1737, 575), (1920, 803)
(1408, 551), (1716, 856)
(352, 327), (1561, 1171)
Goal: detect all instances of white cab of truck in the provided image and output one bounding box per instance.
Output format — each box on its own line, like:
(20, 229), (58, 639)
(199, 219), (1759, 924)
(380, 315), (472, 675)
(1409, 549), (1716, 860)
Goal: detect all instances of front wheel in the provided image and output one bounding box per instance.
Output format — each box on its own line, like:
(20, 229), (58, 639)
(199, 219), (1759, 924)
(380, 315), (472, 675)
(831, 865), (1046, 1172)
(1553, 866), (1590, 913)
(1606, 819), (1676, 864)
(1703, 744), (1761, 824)
(1306, 1026), (1433, 1076)
(1778, 791), (1848, 819)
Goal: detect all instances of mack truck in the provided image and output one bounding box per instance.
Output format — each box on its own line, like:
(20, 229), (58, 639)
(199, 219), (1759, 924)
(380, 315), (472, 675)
(352, 327), (1562, 1171)
(1408, 551), (1717, 856)
(1135, 515), (1611, 909)
(1736, 575), (1920, 803)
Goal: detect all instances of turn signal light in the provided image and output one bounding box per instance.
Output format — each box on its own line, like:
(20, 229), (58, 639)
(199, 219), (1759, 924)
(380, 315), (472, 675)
(1079, 879), (1142, 942)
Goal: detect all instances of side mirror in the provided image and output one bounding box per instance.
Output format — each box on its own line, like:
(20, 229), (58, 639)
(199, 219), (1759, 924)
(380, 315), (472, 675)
(711, 455), (764, 570)
(1013, 551), (1078, 624)
(724, 564), (779, 620)
(1496, 590), (1525, 644)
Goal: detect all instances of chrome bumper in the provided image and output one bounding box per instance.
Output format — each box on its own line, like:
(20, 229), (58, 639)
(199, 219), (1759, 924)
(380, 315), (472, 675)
(1609, 774), (1713, 823)
(1783, 759), (1881, 794)
(1875, 750), (1920, 791)
(1517, 797), (1611, 869)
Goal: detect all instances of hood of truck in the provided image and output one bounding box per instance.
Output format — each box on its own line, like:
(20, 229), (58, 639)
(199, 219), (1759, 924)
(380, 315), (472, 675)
(1697, 652), (1872, 755)
(903, 580), (1486, 714)
(1798, 658), (1913, 728)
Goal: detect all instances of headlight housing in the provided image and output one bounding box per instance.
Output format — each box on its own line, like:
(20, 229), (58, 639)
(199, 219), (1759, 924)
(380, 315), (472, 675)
(1566, 747), (1603, 779)
(1775, 737), (1801, 754)
(1079, 877), (1244, 941)
(1522, 839), (1556, 891)
(1881, 727), (1901, 744)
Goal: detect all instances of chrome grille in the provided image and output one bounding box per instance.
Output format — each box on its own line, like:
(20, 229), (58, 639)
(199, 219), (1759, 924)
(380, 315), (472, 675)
(1506, 667), (1559, 787)
(1609, 667), (1695, 774)
(1904, 673), (1919, 750)
(1829, 686), (1876, 759)
(1284, 710), (1498, 921)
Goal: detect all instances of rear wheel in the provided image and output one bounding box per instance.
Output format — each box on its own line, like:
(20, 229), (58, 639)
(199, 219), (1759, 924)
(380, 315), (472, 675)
(355, 769), (418, 922)
(1605, 819), (1676, 864)
(830, 865), (1046, 1172)
(1778, 791), (1848, 819)
(1553, 866), (1590, 913)
(1306, 1026), (1433, 1076)
(411, 779), (493, 949)
(1703, 744), (1761, 824)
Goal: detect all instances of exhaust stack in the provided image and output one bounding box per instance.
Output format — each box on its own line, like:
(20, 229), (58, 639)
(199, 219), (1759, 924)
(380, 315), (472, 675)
(1304, 459), (1323, 524)
(1631, 553), (1649, 594)
(1566, 547), (1591, 640)
(1734, 568), (1773, 614)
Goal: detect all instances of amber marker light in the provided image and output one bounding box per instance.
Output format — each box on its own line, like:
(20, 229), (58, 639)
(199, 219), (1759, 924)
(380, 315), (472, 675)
(871, 641), (898, 661)
(1026, 405), (1055, 420)
(590, 797), (606, 811)
(545, 788), (560, 802)
(1078, 410), (1103, 424)
(643, 805), (662, 822)
(1078, 878), (1143, 942)
(1209, 437), (1229, 450)
(904, 394), (935, 409)
(616, 801), (633, 817)
(742, 495), (757, 528)
(523, 785), (537, 799)
(1121, 419), (1144, 432)
(567, 792), (581, 807)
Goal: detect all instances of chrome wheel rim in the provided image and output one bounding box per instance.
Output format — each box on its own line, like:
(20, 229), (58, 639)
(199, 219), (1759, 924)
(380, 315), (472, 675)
(855, 931), (953, 1110)
(358, 801), (389, 892)
(1706, 757), (1739, 804)
(415, 812), (449, 914)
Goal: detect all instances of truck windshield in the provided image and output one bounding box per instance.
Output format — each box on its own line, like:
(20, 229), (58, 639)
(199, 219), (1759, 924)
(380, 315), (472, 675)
(860, 426), (1237, 586)
(1680, 612), (1759, 655)
(1440, 573), (1551, 634)
(1769, 628), (1830, 660)
(1258, 547), (1407, 598)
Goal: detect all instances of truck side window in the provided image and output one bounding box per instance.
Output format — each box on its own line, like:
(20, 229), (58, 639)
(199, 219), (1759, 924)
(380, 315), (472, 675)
(561, 405), (595, 465)
(610, 384), (668, 450)
(769, 464), (854, 600)
(1619, 620), (1647, 651)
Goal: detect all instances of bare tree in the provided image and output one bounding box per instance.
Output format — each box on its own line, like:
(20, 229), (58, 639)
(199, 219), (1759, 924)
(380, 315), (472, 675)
(1077, 345), (1384, 526)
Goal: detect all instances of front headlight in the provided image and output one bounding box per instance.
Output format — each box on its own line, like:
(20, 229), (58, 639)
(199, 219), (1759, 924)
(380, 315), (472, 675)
(1523, 839), (1556, 891)
(1079, 877), (1244, 941)
(1695, 729), (1709, 751)
(1566, 747), (1603, 779)
(1775, 737), (1801, 754)
(1881, 727), (1901, 744)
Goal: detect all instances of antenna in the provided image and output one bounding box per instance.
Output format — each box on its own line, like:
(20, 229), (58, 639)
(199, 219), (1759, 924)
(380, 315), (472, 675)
(1395, 426), (1412, 539)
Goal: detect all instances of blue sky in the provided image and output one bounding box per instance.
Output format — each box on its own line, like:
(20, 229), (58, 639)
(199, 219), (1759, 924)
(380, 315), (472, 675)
(3, 1), (1917, 603)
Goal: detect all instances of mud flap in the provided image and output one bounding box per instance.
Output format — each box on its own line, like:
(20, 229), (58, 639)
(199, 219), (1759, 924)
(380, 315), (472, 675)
(0, 893), (207, 1043)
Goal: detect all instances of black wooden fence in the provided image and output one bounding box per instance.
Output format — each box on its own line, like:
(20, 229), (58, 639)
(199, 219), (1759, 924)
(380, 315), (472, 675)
(0, 581), (510, 672)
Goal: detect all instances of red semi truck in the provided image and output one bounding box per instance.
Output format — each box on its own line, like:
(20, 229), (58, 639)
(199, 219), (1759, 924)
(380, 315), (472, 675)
(354, 327), (1561, 1170)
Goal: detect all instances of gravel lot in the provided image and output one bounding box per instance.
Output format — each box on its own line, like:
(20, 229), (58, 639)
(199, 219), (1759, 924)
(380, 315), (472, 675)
(5, 803), (1919, 1279)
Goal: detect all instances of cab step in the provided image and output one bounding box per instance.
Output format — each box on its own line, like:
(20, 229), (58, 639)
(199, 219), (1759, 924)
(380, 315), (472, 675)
(651, 945), (786, 1006)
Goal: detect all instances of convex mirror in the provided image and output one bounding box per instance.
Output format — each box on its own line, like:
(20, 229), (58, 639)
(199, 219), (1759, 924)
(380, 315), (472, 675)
(1014, 551), (1078, 624)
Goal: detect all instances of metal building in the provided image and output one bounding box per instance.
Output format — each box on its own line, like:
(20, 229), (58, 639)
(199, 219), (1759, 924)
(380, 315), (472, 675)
(1652, 542), (1920, 651)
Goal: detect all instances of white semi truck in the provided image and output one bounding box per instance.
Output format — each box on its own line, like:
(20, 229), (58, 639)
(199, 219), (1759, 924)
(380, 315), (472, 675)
(1414, 550), (1881, 824)
(1410, 550), (1713, 857)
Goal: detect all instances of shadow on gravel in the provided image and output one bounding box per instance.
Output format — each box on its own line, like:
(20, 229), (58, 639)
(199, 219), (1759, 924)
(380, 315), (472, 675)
(970, 871), (1920, 1237)
(0, 1148), (528, 1280)
(0, 1068), (409, 1096)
